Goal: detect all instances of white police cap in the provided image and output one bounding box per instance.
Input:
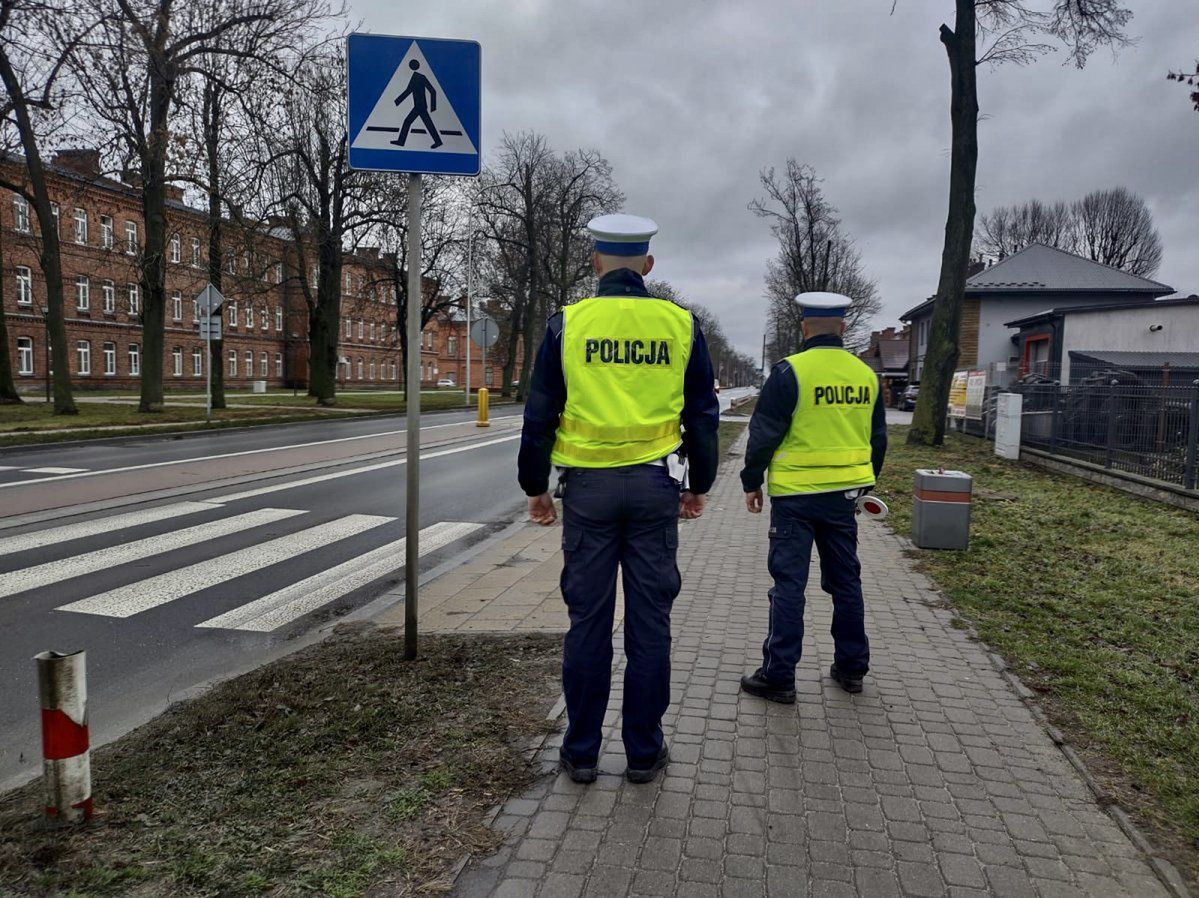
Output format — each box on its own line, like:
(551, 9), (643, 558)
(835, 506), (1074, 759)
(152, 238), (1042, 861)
(588, 213), (658, 256)
(796, 291), (852, 318)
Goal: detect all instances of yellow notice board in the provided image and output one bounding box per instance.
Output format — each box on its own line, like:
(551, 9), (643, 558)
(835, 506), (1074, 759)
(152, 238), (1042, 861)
(948, 370), (969, 418)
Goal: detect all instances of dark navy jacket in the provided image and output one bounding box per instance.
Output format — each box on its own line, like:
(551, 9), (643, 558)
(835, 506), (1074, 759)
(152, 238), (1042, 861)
(518, 269), (721, 497)
(741, 333), (888, 493)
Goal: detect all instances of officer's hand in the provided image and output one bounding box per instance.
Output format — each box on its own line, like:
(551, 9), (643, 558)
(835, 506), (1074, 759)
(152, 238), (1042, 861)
(745, 489), (763, 514)
(527, 493), (557, 526)
(679, 491), (705, 520)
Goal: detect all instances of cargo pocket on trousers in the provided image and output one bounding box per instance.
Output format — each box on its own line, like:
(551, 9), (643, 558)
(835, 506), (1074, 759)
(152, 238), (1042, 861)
(563, 526), (583, 554)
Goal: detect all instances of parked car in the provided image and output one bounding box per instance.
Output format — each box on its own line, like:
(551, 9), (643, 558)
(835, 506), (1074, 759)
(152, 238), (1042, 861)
(900, 384), (919, 411)
(436, 378), (456, 388)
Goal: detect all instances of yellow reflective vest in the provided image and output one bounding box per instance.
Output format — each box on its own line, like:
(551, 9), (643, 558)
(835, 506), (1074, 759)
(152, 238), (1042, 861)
(551, 296), (693, 468)
(767, 347), (877, 496)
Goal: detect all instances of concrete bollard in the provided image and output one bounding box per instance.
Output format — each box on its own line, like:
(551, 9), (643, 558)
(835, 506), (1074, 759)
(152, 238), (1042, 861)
(35, 650), (92, 823)
(476, 387), (490, 428)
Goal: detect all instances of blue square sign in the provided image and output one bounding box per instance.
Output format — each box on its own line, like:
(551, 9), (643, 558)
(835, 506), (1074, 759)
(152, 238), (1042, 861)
(347, 33), (481, 176)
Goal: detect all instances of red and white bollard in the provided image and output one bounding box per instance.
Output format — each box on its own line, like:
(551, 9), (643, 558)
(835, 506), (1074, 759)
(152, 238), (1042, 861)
(35, 650), (92, 823)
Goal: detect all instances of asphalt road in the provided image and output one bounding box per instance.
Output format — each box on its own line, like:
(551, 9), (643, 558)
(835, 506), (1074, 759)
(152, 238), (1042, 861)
(0, 388), (756, 787)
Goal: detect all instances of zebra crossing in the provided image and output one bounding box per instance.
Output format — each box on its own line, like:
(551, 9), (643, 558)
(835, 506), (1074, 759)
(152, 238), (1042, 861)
(0, 500), (483, 632)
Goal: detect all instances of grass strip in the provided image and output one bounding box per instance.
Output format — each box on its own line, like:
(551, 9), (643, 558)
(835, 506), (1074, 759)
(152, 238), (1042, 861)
(875, 426), (1198, 886)
(0, 627), (561, 897)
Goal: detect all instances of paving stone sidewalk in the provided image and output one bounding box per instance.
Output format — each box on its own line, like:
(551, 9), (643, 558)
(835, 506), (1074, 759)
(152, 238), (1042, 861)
(448, 445), (1173, 898)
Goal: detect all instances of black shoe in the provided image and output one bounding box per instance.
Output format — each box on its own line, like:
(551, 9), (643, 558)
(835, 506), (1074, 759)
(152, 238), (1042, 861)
(830, 664), (864, 694)
(559, 751), (597, 784)
(626, 746), (669, 784)
(740, 669), (796, 704)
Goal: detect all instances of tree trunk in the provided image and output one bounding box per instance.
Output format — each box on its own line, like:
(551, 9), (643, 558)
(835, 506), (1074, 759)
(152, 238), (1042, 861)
(0, 49), (74, 413)
(204, 82), (227, 409)
(308, 243), (341, 406)
(908, 0), (978, 446)
(138, 62), (173, 413)
(0, 222), (22, 404)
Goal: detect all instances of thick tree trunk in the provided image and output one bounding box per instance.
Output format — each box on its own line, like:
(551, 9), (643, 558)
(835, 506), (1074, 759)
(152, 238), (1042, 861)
(308, 245), (341, 406)
(908, 0), (978, 446)
(0, 224), (22, 404)
(205, 83), (227, 409)
(138, 65), (173, 413)
(0, 50), (74, 413)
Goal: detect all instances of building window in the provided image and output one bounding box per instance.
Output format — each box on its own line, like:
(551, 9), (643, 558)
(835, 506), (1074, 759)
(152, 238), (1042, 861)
(242, 250), (251, 273)
(17, 337), (33, 375)
(192, 347), (203, 377)
(172, 291), (182, 321)
(274, 262), (283, 284)
(191, 237), (201, 267)
(172, 347), (183, 377)
(344, 318), (351, 339)
(344, 271), (352, 293)
(260, 307), (268, 331)
(15, 266), (32, 305)
(128, 344), (140, 376)
(369, 360), (376, 381)
(100, 215), (113, 248)
(485, 367), (494, 386)
(229, 350), (237, 377)
(275, 353), (283, 378)
(49, 202), (59, 235)
(357, 358), (364, 380)
(102, 280), (115, 314)
(170, 233), (180, 263)
(225, 252), (236, 275)
(275, 307), (283, 331)
(310, 264), (318, 289)
(75, 275), (89, 311)
(244, 351), (253, 378)
(13, 194), (30, 232)
(128, 283), (140, 316)
(73, 208), (87, 244)
(244, 304), (253, 329)
(125, 221), (138, 254)
(448, 335), (457, 356)
(259, 352), (268, 377)
(227, 300), (237, 328)
(369, 322), (375, 342)
(103, 342), (116, 376)
(76, 341), (91, 376)
(357, 319), (364, 340)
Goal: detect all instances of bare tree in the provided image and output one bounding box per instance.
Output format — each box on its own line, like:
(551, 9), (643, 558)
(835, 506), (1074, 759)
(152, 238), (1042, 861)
(902, 0), (1133, 446)
(0, 0), (83, 411)
(71, 0), (332, 412)
(1071, 187), (1162, 276)
(976, 198), (1072, 258)
(749, 160), (881, 356)
(1167, 60), (1199, 111)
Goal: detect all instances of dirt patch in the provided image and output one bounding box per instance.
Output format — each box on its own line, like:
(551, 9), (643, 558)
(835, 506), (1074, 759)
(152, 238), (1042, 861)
(0, 626), (562, 897)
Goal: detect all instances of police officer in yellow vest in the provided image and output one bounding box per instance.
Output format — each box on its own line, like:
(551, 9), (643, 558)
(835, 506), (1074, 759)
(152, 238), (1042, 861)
(740, 292), (887, 703)
(519, 214), (720, 784)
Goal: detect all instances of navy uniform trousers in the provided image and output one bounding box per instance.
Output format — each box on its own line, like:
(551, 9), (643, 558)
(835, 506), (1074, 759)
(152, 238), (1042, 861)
(761, 491), (870, 684)
(559, 464), (681, 767)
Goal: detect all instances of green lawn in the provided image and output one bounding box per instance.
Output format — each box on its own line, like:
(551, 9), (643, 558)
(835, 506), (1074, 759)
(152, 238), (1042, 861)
(875, 427), (1199, 882)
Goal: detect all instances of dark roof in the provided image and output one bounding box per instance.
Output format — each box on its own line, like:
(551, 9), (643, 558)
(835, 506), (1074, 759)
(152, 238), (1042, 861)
(878, 339), (909, 372)
(901, 243), (1174, 320)
(1070, 349), (1199, 370)
(1004, 295), (1199, 329)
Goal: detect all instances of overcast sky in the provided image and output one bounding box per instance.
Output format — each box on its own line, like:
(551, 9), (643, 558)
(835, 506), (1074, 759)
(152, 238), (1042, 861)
(352, 0), (1199, 357)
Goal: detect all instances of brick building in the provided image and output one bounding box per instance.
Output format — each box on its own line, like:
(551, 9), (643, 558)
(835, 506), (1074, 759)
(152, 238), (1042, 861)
(0, 151), (505, 394)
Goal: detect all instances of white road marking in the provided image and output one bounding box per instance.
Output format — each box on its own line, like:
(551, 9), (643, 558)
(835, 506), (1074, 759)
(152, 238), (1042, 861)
(0, 508), (302, 600)
(0, 502), (221, 558)
(22, 467), (88, 475)
(0, 415), (522, 490)
(0, 466), (16, 472)
(214, 432), (521, 503)
(58, 513), (392, 619)
(197, 520), (483, 632)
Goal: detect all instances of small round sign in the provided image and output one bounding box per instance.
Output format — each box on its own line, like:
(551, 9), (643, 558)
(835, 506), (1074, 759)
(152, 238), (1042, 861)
(470, 316), (499, 349)
(856, 495), (889, 520)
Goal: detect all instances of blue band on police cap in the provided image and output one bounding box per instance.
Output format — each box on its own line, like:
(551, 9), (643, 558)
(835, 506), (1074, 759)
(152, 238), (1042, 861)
(800, 306), (848, 318)
(594, 239), (650, 256)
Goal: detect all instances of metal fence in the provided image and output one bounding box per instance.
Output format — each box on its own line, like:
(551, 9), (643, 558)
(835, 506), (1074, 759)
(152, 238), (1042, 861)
(1007, 380), (1199, 490)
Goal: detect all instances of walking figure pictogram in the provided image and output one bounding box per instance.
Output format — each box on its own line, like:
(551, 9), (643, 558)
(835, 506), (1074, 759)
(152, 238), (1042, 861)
(392, 60), (442, 149)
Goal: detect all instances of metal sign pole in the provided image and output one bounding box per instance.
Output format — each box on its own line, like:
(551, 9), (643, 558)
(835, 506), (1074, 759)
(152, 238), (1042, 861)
(465, 201), (473, 406)
(404, 173), (423, 661)
(203, 286), (212, 423)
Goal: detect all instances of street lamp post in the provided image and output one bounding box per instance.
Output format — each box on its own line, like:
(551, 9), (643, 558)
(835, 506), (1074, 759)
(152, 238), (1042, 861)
(40, 305), (49, 403)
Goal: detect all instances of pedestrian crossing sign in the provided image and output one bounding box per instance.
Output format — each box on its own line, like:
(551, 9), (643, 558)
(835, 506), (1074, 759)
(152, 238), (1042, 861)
(347, 33), (481, 176)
